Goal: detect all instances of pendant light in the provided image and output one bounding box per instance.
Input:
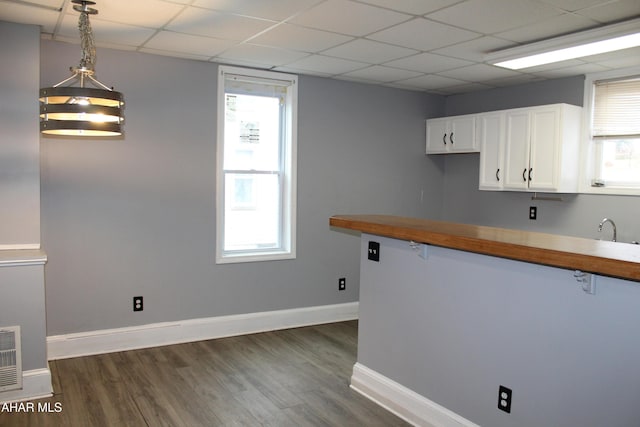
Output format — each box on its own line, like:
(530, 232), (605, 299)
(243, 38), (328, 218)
(39, 0), (124, 136)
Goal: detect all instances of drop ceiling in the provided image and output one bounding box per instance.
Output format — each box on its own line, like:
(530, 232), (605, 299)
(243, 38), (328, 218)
(1, 0), (639, 94)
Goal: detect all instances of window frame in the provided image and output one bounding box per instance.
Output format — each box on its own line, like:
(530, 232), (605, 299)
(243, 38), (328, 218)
(579, 66), (640, 196)
(215, 65), (298, 264)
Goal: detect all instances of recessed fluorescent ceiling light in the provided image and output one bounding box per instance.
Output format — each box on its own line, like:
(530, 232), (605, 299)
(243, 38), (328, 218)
(487, 18), (640, 70)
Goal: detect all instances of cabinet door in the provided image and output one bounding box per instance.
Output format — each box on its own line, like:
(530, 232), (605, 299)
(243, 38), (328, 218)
(504, 110), (530, 190)
(426, 118), (449, 154)
(478, 113), (504, 190)
(448, 116), (477, 152)
(529, 106), (559, 191)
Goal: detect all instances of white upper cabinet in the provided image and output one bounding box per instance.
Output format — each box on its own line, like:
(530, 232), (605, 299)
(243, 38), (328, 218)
(426, 114), (478, 154)
(478, 112), (505, 190)
(504, 109), (532, 190)
(430, 103), (582, 193)
(502, 104), (582, 192)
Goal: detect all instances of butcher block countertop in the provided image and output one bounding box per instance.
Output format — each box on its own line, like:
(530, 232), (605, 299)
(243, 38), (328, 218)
(330, 214), (640, 282)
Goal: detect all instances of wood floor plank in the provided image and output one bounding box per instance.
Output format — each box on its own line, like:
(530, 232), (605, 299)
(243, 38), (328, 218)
(0, 321), (409, 426)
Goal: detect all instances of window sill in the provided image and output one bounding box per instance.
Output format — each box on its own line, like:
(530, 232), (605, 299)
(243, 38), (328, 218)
(579, 185), (640, 196)
(216, 250), (296, 264)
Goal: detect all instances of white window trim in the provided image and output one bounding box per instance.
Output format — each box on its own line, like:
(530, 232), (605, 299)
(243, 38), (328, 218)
(215, 65), (298, 264)
(579, 65), (640, 196)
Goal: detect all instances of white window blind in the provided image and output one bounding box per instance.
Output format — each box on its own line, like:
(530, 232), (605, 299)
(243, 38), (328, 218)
(224, 73), (292, 99)
(592, 76), (640, 138)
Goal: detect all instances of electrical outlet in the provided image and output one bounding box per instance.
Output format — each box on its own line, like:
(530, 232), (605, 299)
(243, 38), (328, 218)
(529, 206), (537, 220)
(133, 296), (143, 312)
(368, 241), (380, 262)
(338, 278), (346, 291)
(498, 385), (512, 413)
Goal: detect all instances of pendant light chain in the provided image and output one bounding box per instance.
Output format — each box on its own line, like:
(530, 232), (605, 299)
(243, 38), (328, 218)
(77, 8), (97, 73)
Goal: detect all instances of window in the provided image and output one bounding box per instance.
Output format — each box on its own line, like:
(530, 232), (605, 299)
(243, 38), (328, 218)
(216, 66), (297, 263)
(582, 67), (640, 194)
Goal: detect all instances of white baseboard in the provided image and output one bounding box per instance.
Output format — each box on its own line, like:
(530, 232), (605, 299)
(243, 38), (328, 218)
(47, 302), (359, 360)
(0, 368), (52, 403)
(350, 363), (479, 427)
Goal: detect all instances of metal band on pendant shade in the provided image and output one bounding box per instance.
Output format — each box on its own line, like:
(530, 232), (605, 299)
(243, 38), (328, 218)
(39, 86), (124, 136)
(40, 120), (124, 136)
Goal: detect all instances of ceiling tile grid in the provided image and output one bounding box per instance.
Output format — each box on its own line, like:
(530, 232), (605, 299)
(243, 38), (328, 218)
(1, 0), (638, 94)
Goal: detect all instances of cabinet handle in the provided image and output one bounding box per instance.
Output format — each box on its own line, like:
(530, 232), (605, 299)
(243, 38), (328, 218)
(450, 133), (454, 144)
(496, 168), (500, 181)
(522, 168), (527, 182)
(529, 168), (533, 181)
(443, 133), (447, 145)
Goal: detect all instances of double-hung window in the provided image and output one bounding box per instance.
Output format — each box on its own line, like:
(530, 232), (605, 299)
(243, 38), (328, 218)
(582, 68), (640, 194)
(216, 66), (297, 263)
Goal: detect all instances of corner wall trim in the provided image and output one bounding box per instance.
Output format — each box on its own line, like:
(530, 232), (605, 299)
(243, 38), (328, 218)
(47, 302), (359, 360)
(0, 369), (52, 403)
(350, 363), (479, 427)
(0, 244), (40, 251)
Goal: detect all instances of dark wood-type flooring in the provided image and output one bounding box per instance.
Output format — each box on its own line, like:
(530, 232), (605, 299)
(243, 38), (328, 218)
(0, 321), (409, 426)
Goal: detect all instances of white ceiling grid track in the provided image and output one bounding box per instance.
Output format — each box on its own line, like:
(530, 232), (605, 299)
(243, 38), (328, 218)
(1, 0), (639, 93)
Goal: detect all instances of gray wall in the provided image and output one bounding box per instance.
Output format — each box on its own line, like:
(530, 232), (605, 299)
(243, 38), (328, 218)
(40, 39), (444, 335)
(0, 21), (40, 247)
(0, 263), (47, 372)
(441, 76), (640, 243)
(0, 22), (48, 377)
(358, 234), (640, 427)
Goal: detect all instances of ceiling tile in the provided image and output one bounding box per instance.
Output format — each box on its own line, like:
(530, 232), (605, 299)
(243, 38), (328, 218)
(432, 36), (515, 62)
(50, 35), (141, 56)
(340, 65), (424, 82)
(138, 47), (212, 62)
(357, 0), (466, 15)
(215, 43), (309, 66)
(394, 74), (467, 90)
(215, 56), (286, 69)
(0, 2), (60, 33)
(8, 0), (62, 7)
(273, 65), (334, 77)
(57, 15), (157, 47)
(167, 7), (275, 41)
(368, 18), (481, 51)
(385, 52), (473, 73)
(193, 0), (324, 21)
(441, 82), (495, 93)
(284, 54), (369, 74)
(582, 46), (640, 69)
(495, 12), (599, 43)
(322, 39), (418, 63)
(482, 74), (545, 87)
(540, 0), (617, 12)
(426, 0), (563, 34)
(144, 31), (237, 57)
(575, 0), (640, 23)
(289, 0), (411, 36)
(250, 24), (353, 53)
(85, 0), (185, 28)
(441, 64), (522, 82)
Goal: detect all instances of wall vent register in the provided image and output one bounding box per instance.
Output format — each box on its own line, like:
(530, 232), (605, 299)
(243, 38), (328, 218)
(0, 326), (22, 392)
